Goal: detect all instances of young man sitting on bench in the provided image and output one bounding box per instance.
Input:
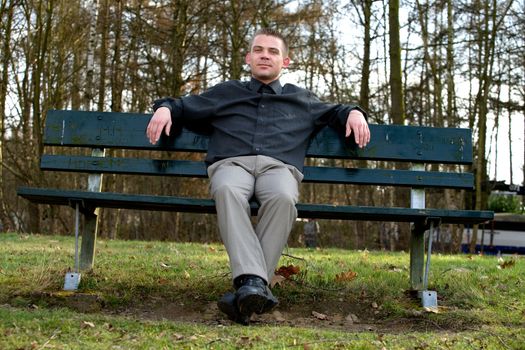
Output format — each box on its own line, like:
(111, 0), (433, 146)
(146, 28), (370, 325)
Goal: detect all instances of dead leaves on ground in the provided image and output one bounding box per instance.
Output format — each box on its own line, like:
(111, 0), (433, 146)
(335, 270), (358, 283)
(272, 263), (359, 287)
(311, 310), (329, 320)
(275, 264), (300, 278)
(81, 321), (95, 329)
(497, 257), (517, 269)
(271, 264), (301, 287)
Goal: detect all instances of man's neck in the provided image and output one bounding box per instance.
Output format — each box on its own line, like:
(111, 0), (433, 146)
(252, 76), (279, 85)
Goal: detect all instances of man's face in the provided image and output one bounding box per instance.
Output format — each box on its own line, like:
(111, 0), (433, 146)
(245, 35), (290, 84)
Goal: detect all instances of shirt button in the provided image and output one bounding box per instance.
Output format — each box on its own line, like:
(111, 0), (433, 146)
(255, 148), (260, 151)
(261, 104), (265, 108)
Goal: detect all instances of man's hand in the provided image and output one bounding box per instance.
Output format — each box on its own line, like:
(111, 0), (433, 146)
(146, 107), (172, 144)
(345, 109), (370, 148)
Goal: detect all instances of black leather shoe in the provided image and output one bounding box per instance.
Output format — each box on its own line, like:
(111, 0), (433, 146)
(235, 275), (279, 316)
(263, 286), (278, 313)
(217, 292), (250, 325)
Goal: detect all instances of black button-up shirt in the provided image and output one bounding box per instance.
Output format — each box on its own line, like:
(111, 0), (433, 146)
(153, 78), (367, 172)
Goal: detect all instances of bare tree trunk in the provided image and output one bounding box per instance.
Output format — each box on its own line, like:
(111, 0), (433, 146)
(25, 0), (55, 233)
(228, 0), (243, 80)
(446, 0), (457, 126)
(389, 0), (409, 249)
(470, 0), (514, 253)
(169, 0), (188, 95)
(389, 0), (404, 125)
(85, 0), (98, 110)
(111, 0), (123, 112)
(355, 0), (372, 111)
(97, 0), (109, 111)
(507, 85), (513, 184)
(0, 0), (15, 230)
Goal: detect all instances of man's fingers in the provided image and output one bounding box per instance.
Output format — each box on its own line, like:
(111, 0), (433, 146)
(345, 123), (352, 138)
(164, 120), (172, 137)
(146, 107), (171, 144)
(346, 111), (370, 148)
(357, 123), (370, 148)
(358, 124), (366, 146)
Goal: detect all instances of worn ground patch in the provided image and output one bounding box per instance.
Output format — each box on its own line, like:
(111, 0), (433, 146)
(12, 291), (473, 335)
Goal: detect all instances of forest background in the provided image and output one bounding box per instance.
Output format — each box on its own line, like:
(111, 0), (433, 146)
(0, 0), (523, 252)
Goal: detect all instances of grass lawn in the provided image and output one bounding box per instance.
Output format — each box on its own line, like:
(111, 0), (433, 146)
(1, 232), (524, 349)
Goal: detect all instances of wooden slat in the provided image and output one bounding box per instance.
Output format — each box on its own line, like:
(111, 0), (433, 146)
(41, 155), (209, 178)
(17, 187), (493, 224)
(44, 110), (473, 164)
(41, 155), (474, 189)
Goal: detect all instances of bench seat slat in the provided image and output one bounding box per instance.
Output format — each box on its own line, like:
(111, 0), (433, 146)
(44, 110), (473, 164)
(17, 187), (493, 225)
(41, 155), (474, 189)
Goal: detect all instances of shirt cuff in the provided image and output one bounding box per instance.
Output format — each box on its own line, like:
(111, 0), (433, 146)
(349, 105), (368, 121)
(152, 97), (183, 122)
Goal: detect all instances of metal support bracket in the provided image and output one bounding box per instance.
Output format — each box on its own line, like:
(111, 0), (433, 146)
(418, 217), (441, 309)
(64, 200), (82, 291)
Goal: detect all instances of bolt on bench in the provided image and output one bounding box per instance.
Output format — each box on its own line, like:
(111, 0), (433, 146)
(17, 110), (493, 305)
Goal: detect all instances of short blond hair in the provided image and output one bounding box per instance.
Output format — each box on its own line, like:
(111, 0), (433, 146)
(250, 28), (289, 56)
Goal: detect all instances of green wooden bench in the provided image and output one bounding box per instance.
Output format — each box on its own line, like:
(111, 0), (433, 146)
(17, 110), (493, 302)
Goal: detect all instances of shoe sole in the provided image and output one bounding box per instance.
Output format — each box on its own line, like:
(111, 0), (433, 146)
(217, 299), (237, 320)
(217, 299), (250, 325)
(237, 293), (267, 316)
(260, 298), (278, 314)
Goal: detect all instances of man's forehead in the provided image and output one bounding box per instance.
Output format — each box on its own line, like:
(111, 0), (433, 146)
(251, 35), (284, 52)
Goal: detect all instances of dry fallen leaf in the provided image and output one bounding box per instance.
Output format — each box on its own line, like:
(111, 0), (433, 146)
(498, 259), (516, 269)
(345, 313), (360, 324)
(273, 311), (286, 322)
(275, 264), (300, 278)
(184, 270), (191, 279)
(312, 311), (328, 320)
(81, 321), (95, 328)
(271, 274), (287, 288)
(423, 306), (440, 314)
(335, 270), (358, 282)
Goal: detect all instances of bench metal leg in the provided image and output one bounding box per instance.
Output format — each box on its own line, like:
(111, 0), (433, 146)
(411, 218), (440, 308)
(64, 203), (82, 290)
(419, 220), (438, 308)
(79, 212), (99, 271)
(79, 148), (105, 271)
(409, 171), (426, 291)
(410, 222), (426, 291)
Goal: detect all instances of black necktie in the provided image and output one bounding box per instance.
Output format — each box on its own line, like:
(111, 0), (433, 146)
(259, 84), (275, 94)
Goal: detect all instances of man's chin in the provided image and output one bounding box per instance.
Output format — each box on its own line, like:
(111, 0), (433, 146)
(253, 72), (278, 83)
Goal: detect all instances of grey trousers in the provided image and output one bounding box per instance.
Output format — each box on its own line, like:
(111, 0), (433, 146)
(207, 155), (303, 283)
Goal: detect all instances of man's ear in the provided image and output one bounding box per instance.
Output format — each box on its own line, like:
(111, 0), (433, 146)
(283, 56), (290, 68)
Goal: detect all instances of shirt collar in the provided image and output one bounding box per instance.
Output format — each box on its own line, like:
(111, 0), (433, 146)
(249, 77), (282, 95)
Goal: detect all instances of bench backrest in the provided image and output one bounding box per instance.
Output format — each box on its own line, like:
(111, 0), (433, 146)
(41, 110), (474, 189)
